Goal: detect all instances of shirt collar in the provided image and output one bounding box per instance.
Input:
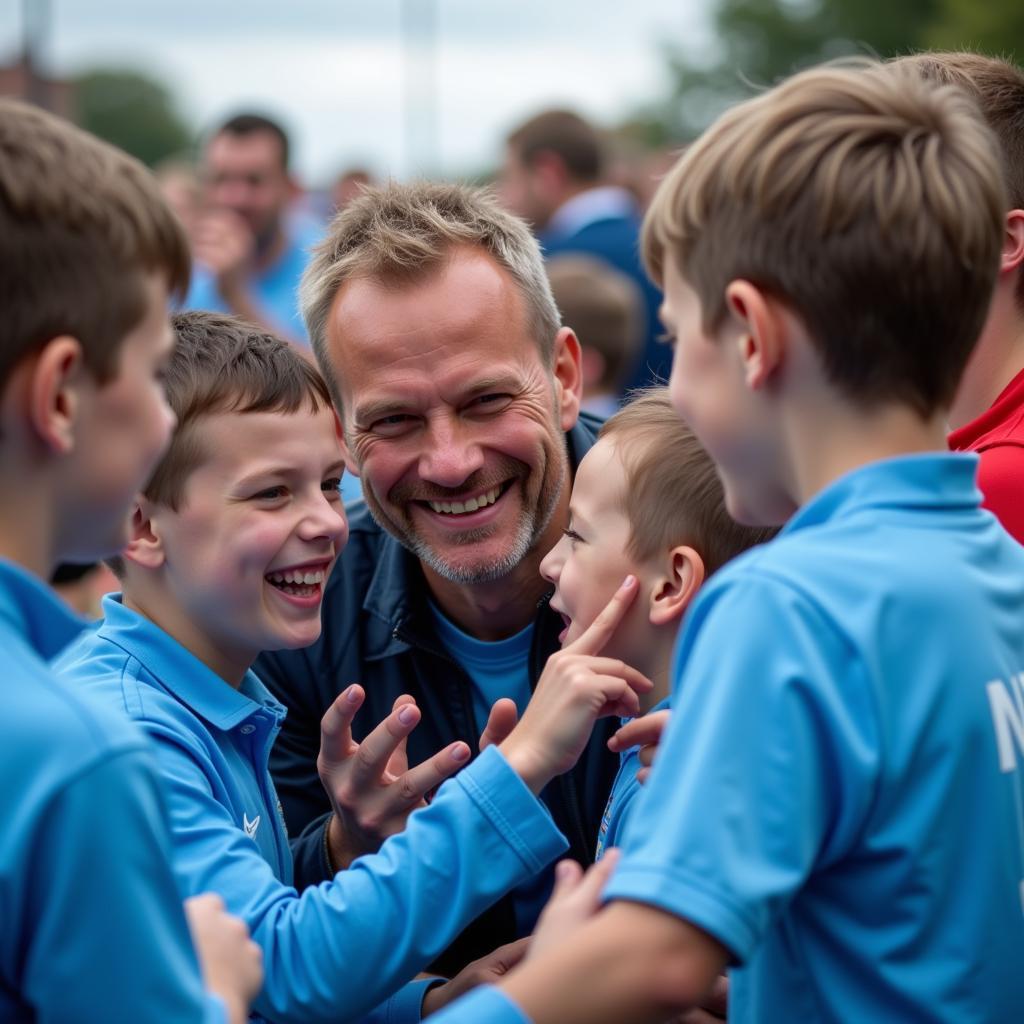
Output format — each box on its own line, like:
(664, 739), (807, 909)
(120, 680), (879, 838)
(97, 594), (285, 731)
(781, 452), (981, 537)
(0, 559), (87, 660)
(546, 186), (637, 238)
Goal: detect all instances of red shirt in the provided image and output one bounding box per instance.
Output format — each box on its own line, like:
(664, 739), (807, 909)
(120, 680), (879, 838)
(948, 365), (1024, 543)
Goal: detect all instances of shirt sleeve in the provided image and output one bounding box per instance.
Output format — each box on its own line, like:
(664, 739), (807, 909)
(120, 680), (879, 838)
(148, 726), (567, 1024)
(974, 444), (1024, 545)
(21, 748), (210, 1022)
(424, 985), (533, 1024)
(604, 572), (880, 963)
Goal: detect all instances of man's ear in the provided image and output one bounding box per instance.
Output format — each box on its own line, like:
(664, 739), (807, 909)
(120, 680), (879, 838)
(123, 496), (167, 570)
(552, 327), (583, 430)
(649, 545), (705, 627)
(724, 280), (787, 391)
(27, 336), (88, 455)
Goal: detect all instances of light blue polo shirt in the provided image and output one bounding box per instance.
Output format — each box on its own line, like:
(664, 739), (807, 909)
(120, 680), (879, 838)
(0, 561), (219, 1023)
(56, 595), (567, 1024)
(603, 453), (1024, 1022)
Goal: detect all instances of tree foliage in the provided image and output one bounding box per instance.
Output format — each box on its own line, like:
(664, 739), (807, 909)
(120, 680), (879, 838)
(72, 69), (192, 168)
(644, 0), (1021, 143)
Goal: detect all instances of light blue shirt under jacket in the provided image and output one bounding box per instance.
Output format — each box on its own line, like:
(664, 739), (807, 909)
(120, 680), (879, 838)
(56, 595), (567, 1024)
(0, 561), (220, 1024)
(430, 452), (1024, 1024)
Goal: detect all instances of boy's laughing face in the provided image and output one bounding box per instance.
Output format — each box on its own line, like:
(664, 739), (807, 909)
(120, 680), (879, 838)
(539, 437), (650, 667)
(150, 404), (348, 682)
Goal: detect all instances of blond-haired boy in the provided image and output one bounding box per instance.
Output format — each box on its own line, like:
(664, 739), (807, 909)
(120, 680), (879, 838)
(429, 59), (1024, 1023)
(537, 389), (774, 856)
(0, 99), (260, 1022)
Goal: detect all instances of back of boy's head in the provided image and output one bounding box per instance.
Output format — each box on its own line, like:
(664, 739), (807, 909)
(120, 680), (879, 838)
(642, 60), (1007, 418)
(600, 389), (776, 575)
(143, 312), (334, 511)
(0, 98), (190, 398)
(891, 51), (1024, 310)
(547, 255), (644, 396)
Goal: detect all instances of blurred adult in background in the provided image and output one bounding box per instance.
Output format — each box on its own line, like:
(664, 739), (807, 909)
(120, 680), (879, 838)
(184, 113), (316, 347)
(499, 109), (668, 392)
(546, 255), (643, 417)
(332, 166), (376, 212)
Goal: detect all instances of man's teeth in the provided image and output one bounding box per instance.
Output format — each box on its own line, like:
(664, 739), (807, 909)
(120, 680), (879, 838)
(266, 569), (326, 585)
(428, 486), (501, 516)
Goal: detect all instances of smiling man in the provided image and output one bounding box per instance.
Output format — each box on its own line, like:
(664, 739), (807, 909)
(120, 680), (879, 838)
(254, 182), (617, 972)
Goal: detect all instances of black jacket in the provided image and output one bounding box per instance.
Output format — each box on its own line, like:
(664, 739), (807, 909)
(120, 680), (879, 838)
(255, 412), (618, 975)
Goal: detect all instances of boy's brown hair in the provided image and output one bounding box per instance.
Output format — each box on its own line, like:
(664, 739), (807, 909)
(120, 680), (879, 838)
(892, 51), (1024, 309)
(547, 255), (643, 395)
(600, 389), (776, 575)
(144, 312), (334, 511)
(642, 61), (1006, 417)
(0, 98), (190, 397)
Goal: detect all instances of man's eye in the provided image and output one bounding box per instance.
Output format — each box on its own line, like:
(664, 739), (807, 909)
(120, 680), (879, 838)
(470, 393), (512, 411)
(252, 486), (286, 500)
(370, 413), (416, 436)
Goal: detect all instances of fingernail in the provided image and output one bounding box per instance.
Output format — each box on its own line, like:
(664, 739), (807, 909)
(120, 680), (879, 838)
(398, 705), (417, 725)
(451, 743), (470, 763)
(621, 574), (636, 588)
(344, 685), (359, 703)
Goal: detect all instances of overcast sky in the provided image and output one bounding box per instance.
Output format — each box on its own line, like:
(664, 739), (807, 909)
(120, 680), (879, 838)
(0, 0), (713, 185)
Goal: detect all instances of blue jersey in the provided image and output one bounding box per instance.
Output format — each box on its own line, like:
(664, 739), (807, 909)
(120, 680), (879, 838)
(604, 453), (1024, 1022)
(56, 595), (567, 1024)
(0, 562), (220, 1023)
(595, 698), (670, 861)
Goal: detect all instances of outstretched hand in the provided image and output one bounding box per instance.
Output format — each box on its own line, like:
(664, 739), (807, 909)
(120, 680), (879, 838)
(499, 576), (652, 793)
(318, 685), (471, 869)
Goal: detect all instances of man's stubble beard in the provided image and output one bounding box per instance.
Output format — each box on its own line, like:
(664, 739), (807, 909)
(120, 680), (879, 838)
(361, 438), (569, 585)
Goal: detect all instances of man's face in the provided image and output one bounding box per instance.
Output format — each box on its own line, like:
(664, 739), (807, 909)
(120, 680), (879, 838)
(66, 273), (177, 560)
(203, 130), (291, 246)
(498, 146), (554, 230)
(329, 247), (580, 584)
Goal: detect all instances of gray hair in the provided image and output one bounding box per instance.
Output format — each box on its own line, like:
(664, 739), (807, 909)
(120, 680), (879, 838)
(299, 181), (561, 408)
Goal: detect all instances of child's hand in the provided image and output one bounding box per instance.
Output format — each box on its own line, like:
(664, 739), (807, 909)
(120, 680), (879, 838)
(499, 575), (652, 793)
(609, 707), (672, 784)
(527, 850), (621, 962)
(185, 892), (263, 1024)
(421, 938), (530, 1016)
(318, 686), (471, 868)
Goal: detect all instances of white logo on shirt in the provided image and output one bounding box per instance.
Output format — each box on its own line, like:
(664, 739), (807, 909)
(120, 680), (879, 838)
(243, 813), (261, 839)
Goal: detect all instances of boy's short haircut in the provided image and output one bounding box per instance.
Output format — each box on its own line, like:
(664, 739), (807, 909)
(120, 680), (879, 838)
(547, 255), (644, 395)
(642, 60), (1006, 417)
(0, 98), (190, 398)
(144, 311), (334, 511)
(601, 389), (776, 574)
(891, 51), (1024, 309)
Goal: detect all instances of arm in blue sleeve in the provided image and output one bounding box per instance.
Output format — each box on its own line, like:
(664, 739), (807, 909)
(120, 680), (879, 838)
(152, 731), (566, 1024)
(426, 985), (532, 1024)
(23, 750), (210, 1022)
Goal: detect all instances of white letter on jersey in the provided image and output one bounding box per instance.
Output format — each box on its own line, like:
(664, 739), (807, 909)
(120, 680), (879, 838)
(987, 674), (1024, 774)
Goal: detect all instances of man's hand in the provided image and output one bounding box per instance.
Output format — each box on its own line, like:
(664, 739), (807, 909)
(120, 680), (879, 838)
(499, 576), (652, 793)
(421, 938), (530, 1016)
(192, 208), (254, 297)
(527, 850), (621, 961)
(318, 685), (471, 869)
(185, 893), (263, 1024)
(609, 707), (671, 784)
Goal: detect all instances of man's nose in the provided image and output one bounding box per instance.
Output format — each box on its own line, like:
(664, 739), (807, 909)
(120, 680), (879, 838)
(417, 418), (485, 489)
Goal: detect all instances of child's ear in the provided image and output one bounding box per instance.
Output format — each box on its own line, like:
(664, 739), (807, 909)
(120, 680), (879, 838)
(27, 336), (87, 455)
(724, 280), (787, 391)
(649, 545), (705, 627)
(122, 497), (167, 570)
